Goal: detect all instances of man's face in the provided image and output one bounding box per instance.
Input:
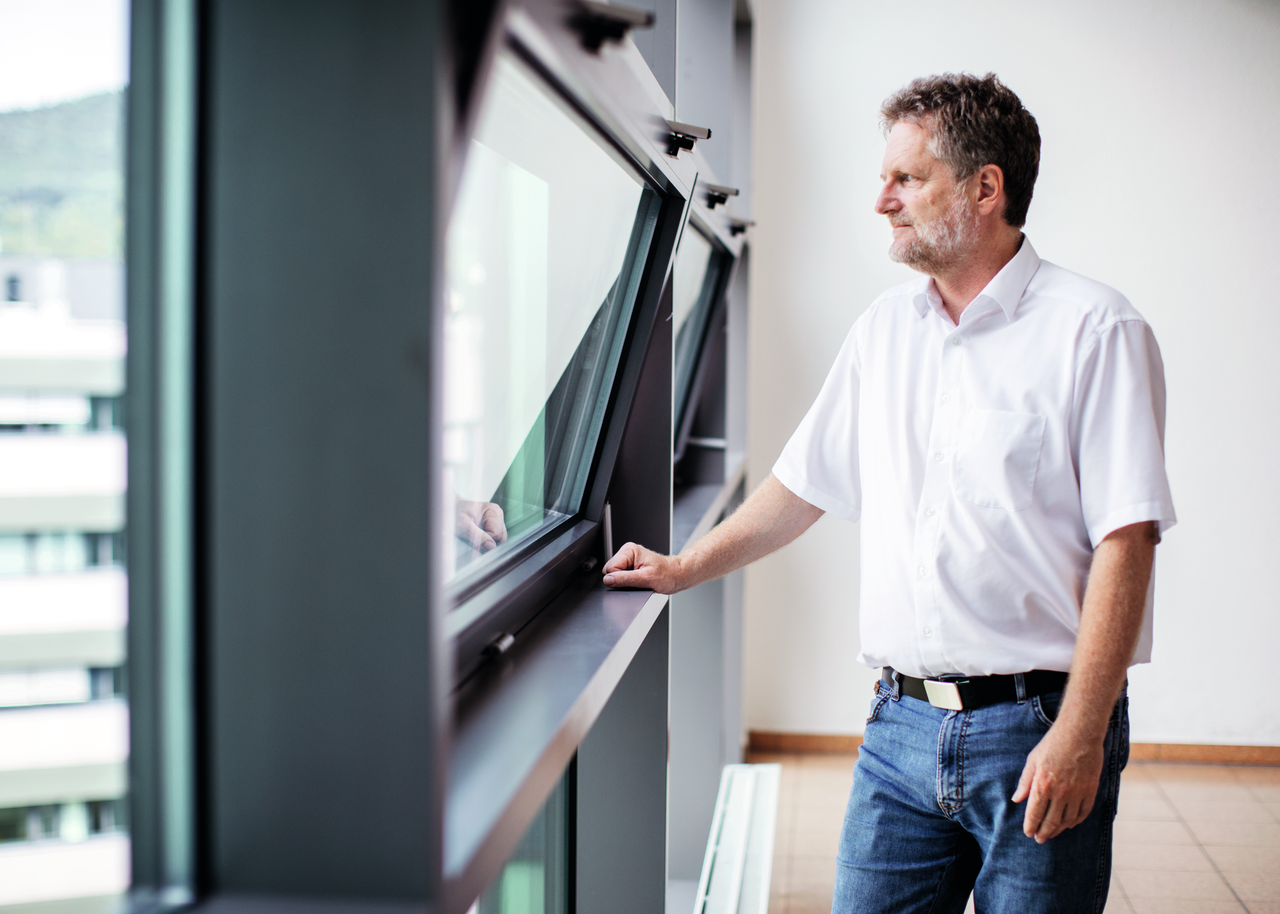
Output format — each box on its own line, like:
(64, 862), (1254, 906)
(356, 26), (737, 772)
(875, 120), (978, 274)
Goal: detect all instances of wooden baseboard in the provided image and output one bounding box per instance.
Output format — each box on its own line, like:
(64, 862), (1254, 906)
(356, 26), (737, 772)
(748, 731), (1280, 766)
(748, 731), (862, 754)
(1127, 743), (1280, 765)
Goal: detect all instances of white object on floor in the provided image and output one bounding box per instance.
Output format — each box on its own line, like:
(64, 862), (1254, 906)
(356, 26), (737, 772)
(693, 763), (781, 914)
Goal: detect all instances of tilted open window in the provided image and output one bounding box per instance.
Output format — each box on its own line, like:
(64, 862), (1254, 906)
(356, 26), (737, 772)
(442, 44), (673, 685)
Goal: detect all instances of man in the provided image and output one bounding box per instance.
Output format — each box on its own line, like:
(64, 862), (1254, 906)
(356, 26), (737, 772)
(603, 73), (1175, 913)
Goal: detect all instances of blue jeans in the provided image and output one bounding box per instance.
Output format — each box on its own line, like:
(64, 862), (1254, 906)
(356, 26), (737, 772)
(832, 679), (1129, 914)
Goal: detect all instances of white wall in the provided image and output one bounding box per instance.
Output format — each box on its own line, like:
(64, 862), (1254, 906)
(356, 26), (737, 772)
(745, 0), (1280, 745)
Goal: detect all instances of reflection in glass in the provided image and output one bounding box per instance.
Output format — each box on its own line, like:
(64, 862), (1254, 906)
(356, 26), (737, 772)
(444, 51), (660, 581)
(671, 225), (725, 441)
(474, 773), (570, 914)
(0, 1), (130, 907)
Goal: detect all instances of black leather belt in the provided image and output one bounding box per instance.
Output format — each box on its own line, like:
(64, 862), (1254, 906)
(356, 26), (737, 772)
(882, 666), (1068, 711)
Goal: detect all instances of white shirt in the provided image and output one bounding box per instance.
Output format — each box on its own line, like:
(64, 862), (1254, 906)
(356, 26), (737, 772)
(773, 238), (1176, 679)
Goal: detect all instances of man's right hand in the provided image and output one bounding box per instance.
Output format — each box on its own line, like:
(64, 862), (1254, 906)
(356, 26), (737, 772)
(603, 543), (684, 594)
(600, 475), (823, 596)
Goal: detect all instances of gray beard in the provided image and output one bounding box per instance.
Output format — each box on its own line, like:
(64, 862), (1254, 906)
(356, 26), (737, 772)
(888, 192), (980, 275)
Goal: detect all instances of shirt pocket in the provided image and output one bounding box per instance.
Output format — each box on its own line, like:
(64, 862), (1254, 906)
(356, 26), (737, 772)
(951, 409), (1047, 512)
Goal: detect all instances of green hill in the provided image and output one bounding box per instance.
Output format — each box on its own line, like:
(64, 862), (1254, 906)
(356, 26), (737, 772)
(0, 91), (124, 259)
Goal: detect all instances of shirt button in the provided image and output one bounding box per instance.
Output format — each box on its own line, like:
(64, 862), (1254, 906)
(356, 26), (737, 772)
(952, 337), (962, 346)
(941, 393), (950, 403)
(918, 566), (928, 577)
(924, 627), (933, 637)
(926, 507), (936, 517)
(934, 452), (944, 462)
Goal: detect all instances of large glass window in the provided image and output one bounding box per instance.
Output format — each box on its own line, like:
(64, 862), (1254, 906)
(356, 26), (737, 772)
(0, 1), (130, 909)
(444, 49), (660, 586)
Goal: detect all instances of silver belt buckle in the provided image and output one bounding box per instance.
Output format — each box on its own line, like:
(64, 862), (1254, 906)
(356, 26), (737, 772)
(923, 679), (965, 710)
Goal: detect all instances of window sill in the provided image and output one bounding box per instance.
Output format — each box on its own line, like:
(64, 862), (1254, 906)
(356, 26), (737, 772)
(444, 575), (668, 908)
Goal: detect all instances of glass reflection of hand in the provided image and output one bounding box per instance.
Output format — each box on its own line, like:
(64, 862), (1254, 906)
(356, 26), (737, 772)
(456, 498), (508, 553)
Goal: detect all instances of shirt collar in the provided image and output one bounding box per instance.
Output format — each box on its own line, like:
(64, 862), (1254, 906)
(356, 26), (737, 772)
(910, 235), (1041, 322)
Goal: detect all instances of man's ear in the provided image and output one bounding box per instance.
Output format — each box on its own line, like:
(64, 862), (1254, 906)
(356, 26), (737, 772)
(974, 163), (1005, 217)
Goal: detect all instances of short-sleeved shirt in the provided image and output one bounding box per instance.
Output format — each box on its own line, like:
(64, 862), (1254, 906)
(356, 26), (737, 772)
(772, 237), (1176, 679)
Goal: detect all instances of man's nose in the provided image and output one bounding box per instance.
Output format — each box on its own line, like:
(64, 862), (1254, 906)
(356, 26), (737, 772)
(874, 183), (898, 215)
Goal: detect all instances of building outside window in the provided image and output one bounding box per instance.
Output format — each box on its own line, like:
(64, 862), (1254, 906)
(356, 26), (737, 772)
(0, 1), (131, 909)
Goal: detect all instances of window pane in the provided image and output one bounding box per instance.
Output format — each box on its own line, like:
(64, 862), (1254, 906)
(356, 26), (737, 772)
(444, 51), (660, 582)
(0, 0), (130, 908)
(671, 226), (724, 435)
(471, 772), (570, 914)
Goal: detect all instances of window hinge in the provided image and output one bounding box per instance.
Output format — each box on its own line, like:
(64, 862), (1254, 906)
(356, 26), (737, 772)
(703, 183), (739, 209)
(666, 120), (711, 157)
(570, 0), (655, 53)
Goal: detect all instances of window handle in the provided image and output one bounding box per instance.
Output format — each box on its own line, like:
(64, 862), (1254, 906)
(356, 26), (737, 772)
(571, 0), (655, 53)
(666, 120), (711, 157)
(729, 218), (756, 237)
(703, 183), (739, 209)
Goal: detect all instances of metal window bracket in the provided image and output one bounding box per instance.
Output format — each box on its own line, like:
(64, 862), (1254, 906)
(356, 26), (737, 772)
(728, 218), (755, 237)
(570, 0), (655, 53)
(666, 120), (711, 157)
(703, 183), (739, 209)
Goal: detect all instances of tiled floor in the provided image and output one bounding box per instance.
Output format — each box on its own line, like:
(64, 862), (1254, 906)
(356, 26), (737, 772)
(750, 752), (1280, 914)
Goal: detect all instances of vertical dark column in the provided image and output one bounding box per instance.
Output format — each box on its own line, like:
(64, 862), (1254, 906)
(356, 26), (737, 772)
(126, 0), (163, 890)
(575, 605), (671, 914)
(202, 0), (446, 901)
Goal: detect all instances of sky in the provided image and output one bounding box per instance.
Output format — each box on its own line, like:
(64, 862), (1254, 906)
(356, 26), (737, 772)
(0, 0), (129, 112)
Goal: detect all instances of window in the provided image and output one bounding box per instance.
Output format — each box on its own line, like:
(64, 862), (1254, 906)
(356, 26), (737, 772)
(443, 49), (661, 593)
(472, 770), (571, 914)
(671, 222), (729, 453)
(0, 1), (130, 908)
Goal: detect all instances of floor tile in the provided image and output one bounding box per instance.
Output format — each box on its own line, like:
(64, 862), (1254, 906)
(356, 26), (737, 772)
(1101, 894), (1134, 914)
(1111, 843), (1214, 872)
(787, 854), (836, 893)
(1115, 869), (1237, 901)
(1218, 868), (1280, 902)
(1115, 796), (1180, 822)
(1170, 799), (1277, 823)
(1201, 843), (1280, 873)
(778, 897), (829, 914)
(1188, 820), (1280, 847)
(1148, 764), (1243, 783)
(1235, 766), (1280, 786)
(789, 817), (842, 857)
(1121, 763), (1157, 781)
(1113, 818), (1198, 845)
(1152, 778), (1249, 798)
(1126, 900), (1245, 914)
(800, 753), (859, 772)
(1265, 801), (1280, 823)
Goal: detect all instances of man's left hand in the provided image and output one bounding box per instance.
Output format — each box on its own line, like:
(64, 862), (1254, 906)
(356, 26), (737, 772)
(1012, 724), (1105, 843)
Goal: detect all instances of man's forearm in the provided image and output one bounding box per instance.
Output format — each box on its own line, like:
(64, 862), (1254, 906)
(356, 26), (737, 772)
(1056, 522), (1158, 739)
(603, 474), (823, 593)
(673, 474), (825, 590)
(1012, 520), (1158, 842)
